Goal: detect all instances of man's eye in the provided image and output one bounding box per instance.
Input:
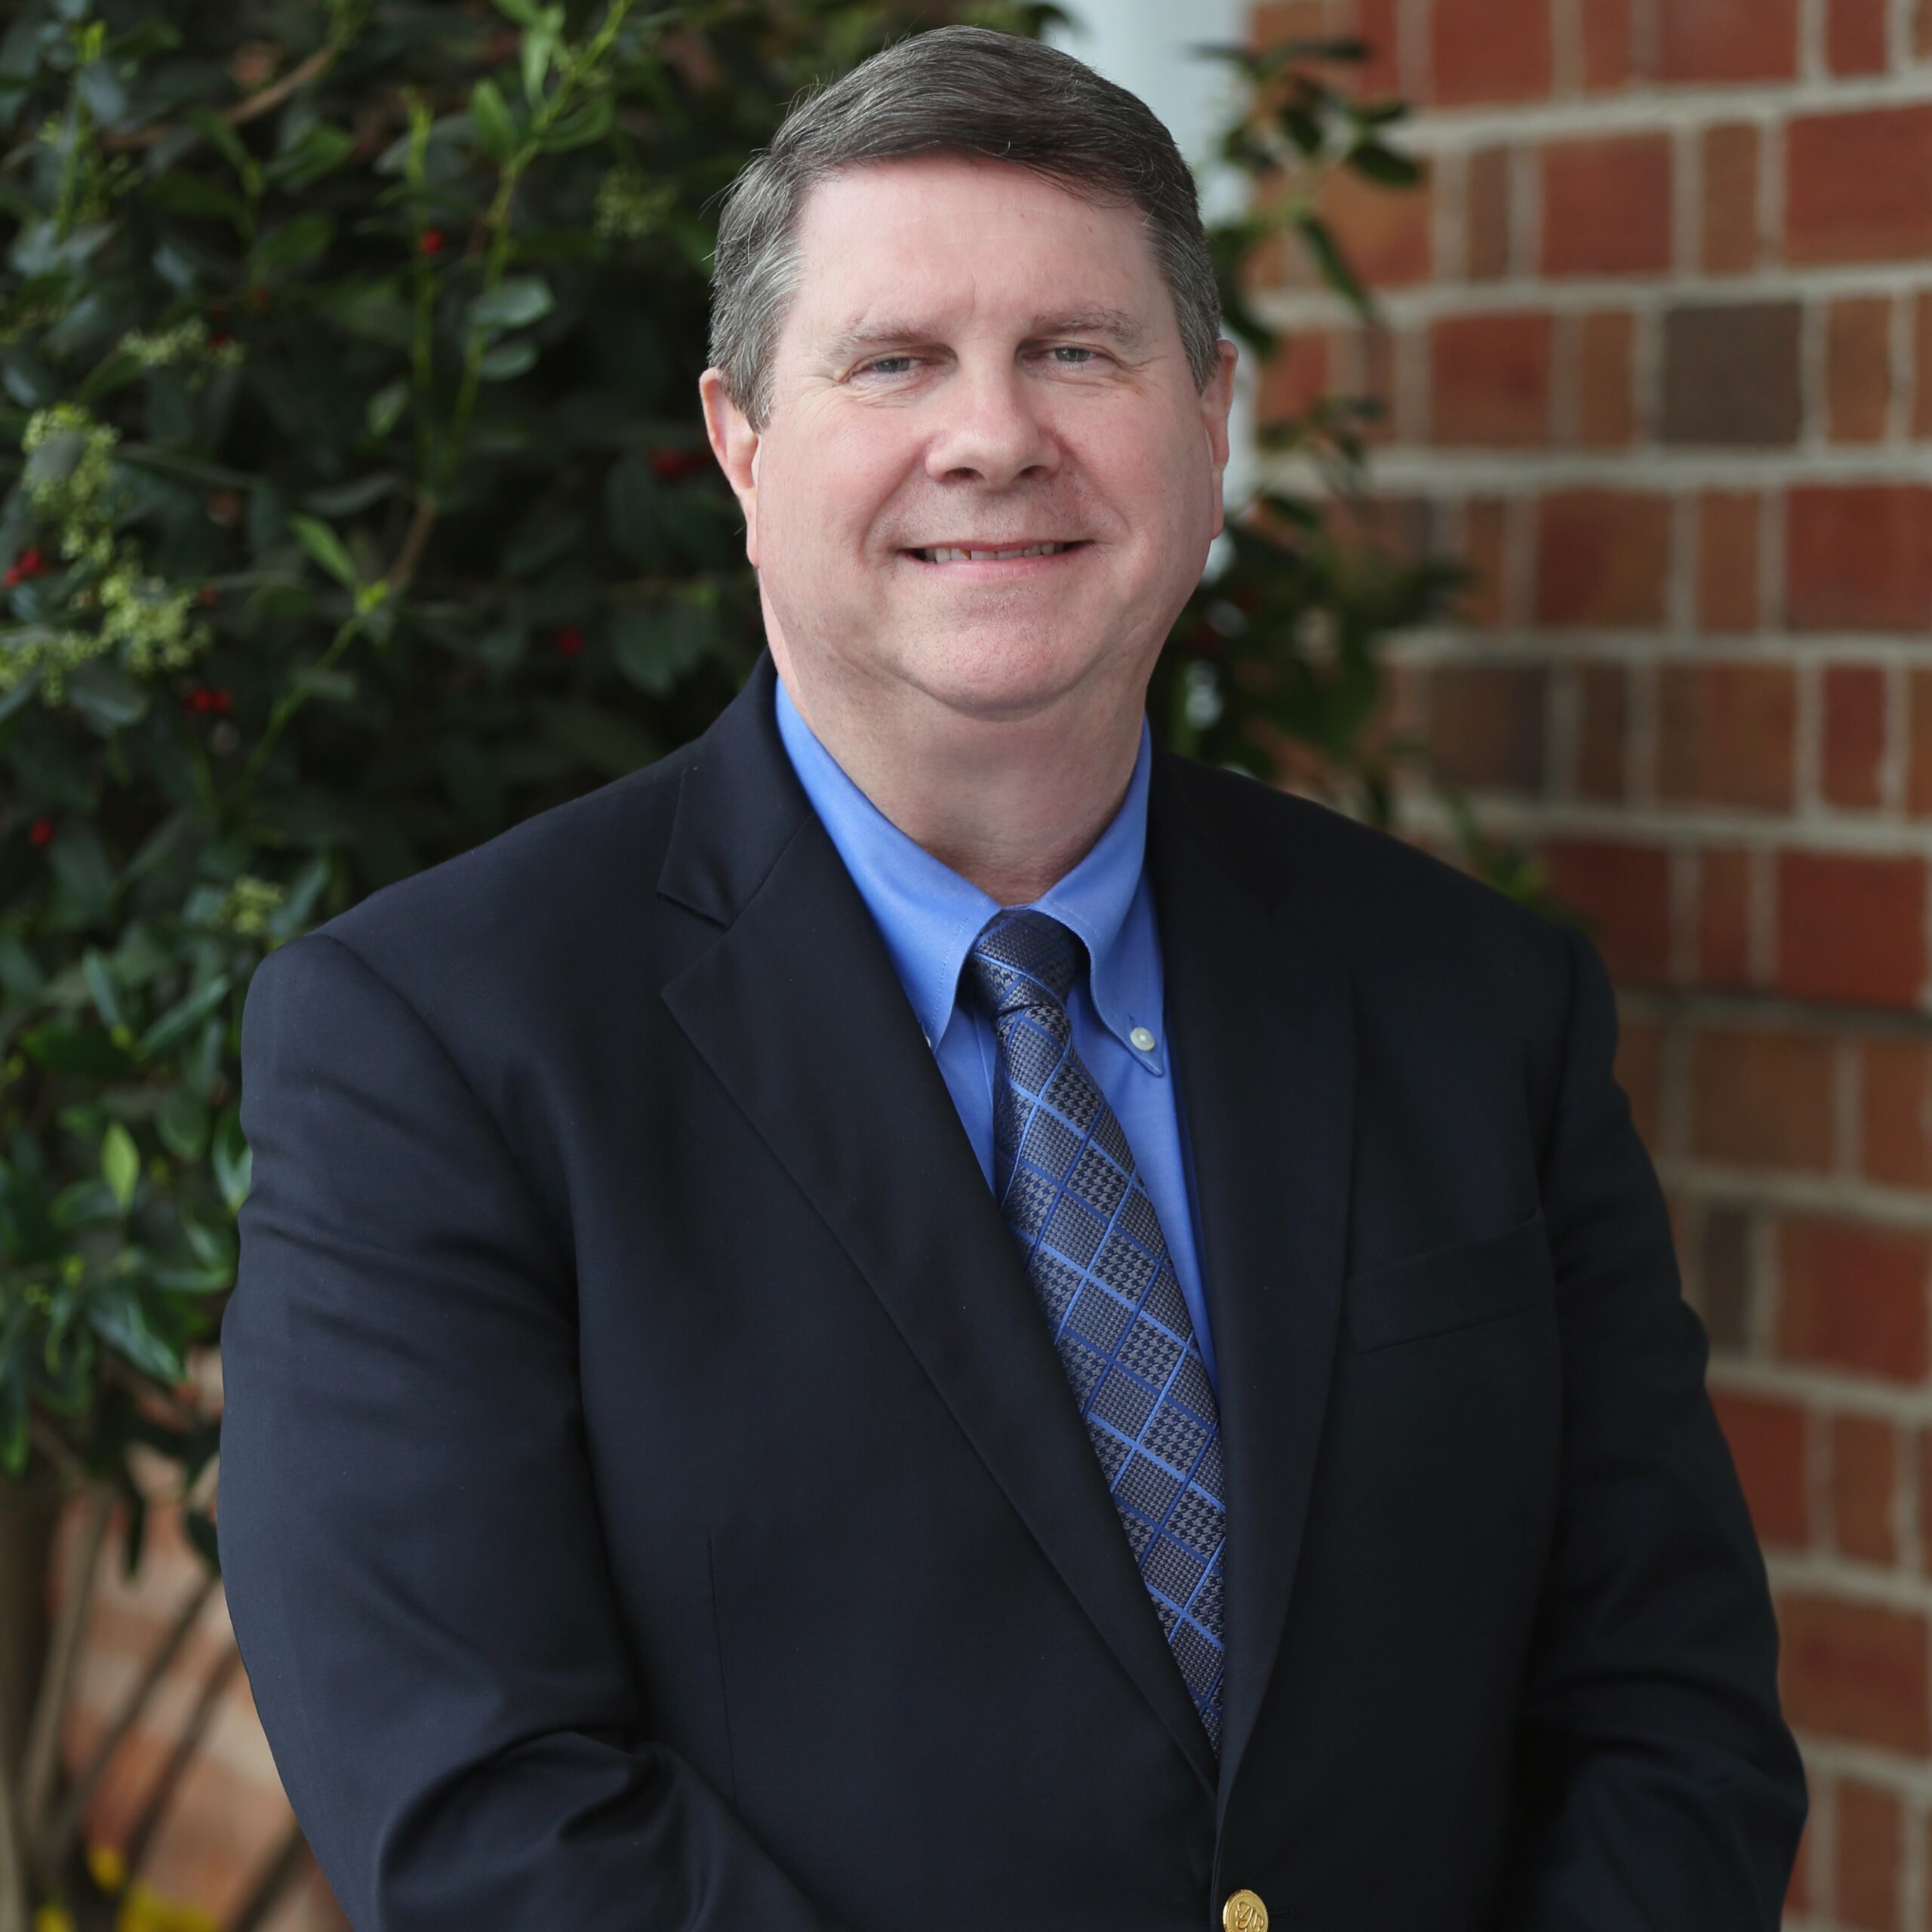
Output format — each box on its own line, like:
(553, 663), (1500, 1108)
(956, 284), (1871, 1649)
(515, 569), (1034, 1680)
(859, 355), (919, 377)
(1046, 346), (1100, 365)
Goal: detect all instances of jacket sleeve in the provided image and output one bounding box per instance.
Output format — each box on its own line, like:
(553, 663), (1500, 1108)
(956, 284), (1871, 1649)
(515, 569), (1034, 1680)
(1498, 924), (1807, 1929)
(217, 931), (842, 1932)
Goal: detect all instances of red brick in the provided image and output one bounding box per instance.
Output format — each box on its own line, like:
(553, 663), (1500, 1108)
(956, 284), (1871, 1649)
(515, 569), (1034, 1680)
(1777, 851), (1928, 1008)
(1433, 0), (1552, 103)
(1863, 1038), (1932, 1189)
(1822, 665), (1888, 808)
(1700, 124), (1761, 275)
(1580, 0), (1634, 88)
(1712, 1391), (1810, 1548)
(1334, 0), (1403, 97)
(1836, 1779), (1902, 1930)
(1257, 330), (1332, 429)
(1426, 663), (1548, 790)
(1786, 485), (1932, 632)
(1541, 136), (1672, 277)
(1535, 489), (1671, 628)
(1314, 162), (1435, 286)
(1657, 663), (1795, 811)
(1913, 295), (1932, 438)
(1778, 1592), (1929, 1752)
(1663, 303), (1802, 446)
(1827, 297), (1894, 443)
(1356, 324), (1399, 445)
(1828, 0), (1893, 74)
(1464, 146), (1512, 281)
(1540, 840), (1672, 983)
(1251, 0), (1327, 44)
(1689, 1027), (1837, 1171)
(1697, 491), (1760, 633)
(1575, 662), (1629, 801)
(1658, 0), (1800, 81)
(1831, 1415), (1898, 1565)
(1787, 108), (1932, 265)
(1912, 669), (1932, 816)
(1431, 312), (1552, 446)
(1575, 311), (1635, 448)
(1698, 847), (1753, 990)
(1460, 497), (1510, 628)
(1777, 1215), (1931, 1380)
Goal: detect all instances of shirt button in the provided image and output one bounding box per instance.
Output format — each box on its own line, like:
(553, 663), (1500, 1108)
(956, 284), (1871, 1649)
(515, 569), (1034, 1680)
(1130, 1026), (1156, 1053)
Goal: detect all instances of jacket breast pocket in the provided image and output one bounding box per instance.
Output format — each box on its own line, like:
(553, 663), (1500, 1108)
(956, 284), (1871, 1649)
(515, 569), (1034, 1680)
(1343, 1205), (1553, 1352)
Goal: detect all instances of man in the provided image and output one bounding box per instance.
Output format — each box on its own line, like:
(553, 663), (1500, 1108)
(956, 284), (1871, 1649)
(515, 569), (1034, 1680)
(217, 25), (1806, 1932)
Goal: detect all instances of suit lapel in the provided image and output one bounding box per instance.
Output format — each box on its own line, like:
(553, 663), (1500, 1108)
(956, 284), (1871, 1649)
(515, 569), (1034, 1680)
(657, 659), (1219, 1795)
(1147, 752), (1358, 1816)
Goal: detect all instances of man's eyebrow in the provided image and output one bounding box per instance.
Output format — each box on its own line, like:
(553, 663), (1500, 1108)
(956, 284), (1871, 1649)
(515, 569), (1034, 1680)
(815, 306), (1149, 363)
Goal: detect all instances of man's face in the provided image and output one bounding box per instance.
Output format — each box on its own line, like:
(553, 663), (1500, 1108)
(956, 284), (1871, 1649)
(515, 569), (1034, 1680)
(701, 155), (1238, 728)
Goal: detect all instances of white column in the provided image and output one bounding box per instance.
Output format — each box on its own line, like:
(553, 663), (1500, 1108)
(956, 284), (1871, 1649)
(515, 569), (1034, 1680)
(1046, 0), (1260, 519)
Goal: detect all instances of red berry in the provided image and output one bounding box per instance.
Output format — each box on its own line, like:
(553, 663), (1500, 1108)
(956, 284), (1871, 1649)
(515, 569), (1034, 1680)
(28, 818), (53, 846)
(17, 546), (43, 577)
(209, 331), (233, 350)
(555, 627), (584, 656)
(197, 585), (220, 606)
(212, 688), (232, 715)
(2, 569), (18, 590)
(419, 229), (445, 256)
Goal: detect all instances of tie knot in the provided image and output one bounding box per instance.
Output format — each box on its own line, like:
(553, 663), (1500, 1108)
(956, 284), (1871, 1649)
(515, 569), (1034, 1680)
(964, 909), (1082, 1020)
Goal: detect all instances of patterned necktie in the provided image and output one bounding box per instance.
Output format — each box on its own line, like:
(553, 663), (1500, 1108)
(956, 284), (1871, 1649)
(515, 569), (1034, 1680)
(962, 908), (1226, 1754)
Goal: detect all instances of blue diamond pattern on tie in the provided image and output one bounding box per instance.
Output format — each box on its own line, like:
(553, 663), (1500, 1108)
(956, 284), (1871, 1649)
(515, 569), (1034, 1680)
(963, 908), (1225, 1754)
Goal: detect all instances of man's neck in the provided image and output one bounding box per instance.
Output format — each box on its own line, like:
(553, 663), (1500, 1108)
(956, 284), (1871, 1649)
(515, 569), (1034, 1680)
(774, 659), (1143, 907)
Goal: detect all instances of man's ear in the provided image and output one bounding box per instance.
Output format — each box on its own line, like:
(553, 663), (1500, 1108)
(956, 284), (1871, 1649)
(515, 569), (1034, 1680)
(699, 368), (760, 567)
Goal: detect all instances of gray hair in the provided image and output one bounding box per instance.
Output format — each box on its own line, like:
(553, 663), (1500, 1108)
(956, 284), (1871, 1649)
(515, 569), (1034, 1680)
(707, 24), (1223, 432)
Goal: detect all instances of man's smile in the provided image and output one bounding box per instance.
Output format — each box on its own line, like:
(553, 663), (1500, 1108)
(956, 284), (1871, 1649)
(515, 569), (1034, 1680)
(900, 539), (1093, 568)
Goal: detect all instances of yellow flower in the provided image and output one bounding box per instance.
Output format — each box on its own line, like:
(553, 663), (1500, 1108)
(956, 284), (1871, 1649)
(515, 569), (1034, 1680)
(115, 1881), (219, 1932)
(34, 1906), (77, 1932)
(85, 1842), (126, 1894)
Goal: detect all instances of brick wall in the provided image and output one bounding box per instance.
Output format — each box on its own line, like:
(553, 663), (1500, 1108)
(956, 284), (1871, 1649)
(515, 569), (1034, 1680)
(1246, 0), (1932, 1924)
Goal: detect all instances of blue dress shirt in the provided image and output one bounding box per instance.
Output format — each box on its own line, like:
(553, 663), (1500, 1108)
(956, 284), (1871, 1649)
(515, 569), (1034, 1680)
(774, 675), (1218, 1395)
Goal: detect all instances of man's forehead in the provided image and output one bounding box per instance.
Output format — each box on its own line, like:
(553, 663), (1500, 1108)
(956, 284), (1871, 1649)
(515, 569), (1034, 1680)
(784, 159), (1161, 352)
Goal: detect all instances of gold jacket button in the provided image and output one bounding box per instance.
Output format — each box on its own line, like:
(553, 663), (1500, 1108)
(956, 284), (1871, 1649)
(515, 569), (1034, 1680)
(1223, 1890), (1268, 1932)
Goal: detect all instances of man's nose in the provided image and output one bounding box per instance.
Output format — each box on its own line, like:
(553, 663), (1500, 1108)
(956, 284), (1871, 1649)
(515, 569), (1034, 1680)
(923, 361), (1060, 488)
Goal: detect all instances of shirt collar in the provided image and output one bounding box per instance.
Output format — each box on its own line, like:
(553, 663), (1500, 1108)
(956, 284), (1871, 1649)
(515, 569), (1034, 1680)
(774, 673), (1158, 1060)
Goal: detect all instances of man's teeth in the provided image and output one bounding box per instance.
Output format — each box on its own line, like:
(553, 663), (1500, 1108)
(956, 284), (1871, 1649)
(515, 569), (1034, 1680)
(915, 542), (1072, 562)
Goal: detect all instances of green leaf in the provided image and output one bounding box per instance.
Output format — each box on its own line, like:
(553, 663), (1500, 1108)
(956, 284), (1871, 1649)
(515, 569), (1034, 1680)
(19, 1026), (137, 1080)
(491, 0), (542, 22)
(102, 1122), (140, 1211)
(471, 275), (553, 331)
(289, 514), (360, 589)
(1294, 210), (1371, 318)
(611, 589), (718, 696)
(251, 211), (335, 276)
(1346, 140), (1423, 187)
(88, 1283), (186, 1384)
(522, 24), (555, 103)
(186, 105), (251, 174)
(157, 1090), (209, 1161)
(365, 380), (409, 439)
(139, 973), (232, 1059)
(213, 1103), (253, 1214)
(470, 78), (518, 162)
(477, 337), (539, 380)
(537, 95), (614, 152)
(81, 946), (127, 1034)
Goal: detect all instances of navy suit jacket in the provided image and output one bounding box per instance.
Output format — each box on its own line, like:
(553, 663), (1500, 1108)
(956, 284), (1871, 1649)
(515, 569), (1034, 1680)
(217, 651), (1805, 1930)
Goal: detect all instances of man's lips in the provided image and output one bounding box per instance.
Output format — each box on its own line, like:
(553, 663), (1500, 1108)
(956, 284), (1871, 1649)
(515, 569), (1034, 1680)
(900, 540), (1091, 565)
